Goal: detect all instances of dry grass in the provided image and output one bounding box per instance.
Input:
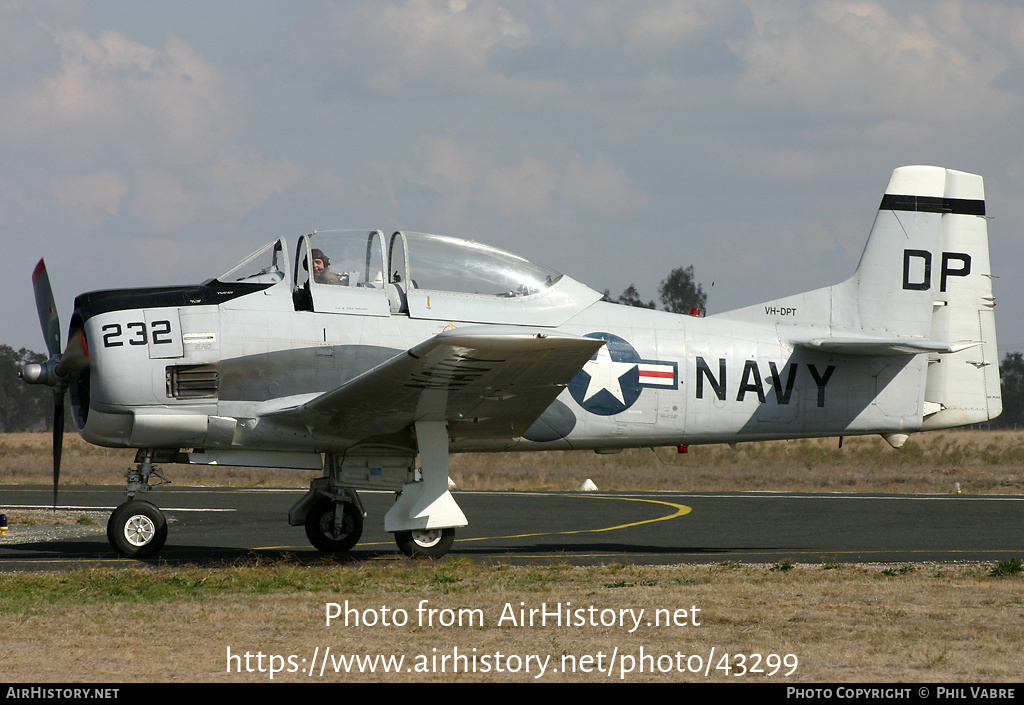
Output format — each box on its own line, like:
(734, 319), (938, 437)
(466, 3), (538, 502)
(1, 560), (1021, 683)
(2, 429), (1023, 495)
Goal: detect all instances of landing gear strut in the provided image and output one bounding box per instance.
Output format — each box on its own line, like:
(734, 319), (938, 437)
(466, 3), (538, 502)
(383, 421), (466, 559)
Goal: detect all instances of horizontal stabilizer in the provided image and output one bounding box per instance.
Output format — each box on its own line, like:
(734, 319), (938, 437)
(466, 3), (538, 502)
(797, 337), (981, 356)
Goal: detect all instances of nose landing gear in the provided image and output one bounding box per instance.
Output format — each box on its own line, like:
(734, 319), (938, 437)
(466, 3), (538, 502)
(107, 449), (170, 558)
(107, 500), (167, 558)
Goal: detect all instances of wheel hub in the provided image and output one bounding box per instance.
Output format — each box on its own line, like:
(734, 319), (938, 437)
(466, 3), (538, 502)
(411, 529), (443, 548)
(123, 514), (156, 547)
(321, 509), (353, 539)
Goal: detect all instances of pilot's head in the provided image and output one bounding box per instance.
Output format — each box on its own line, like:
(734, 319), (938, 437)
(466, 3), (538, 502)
(311, 248), (330, 276)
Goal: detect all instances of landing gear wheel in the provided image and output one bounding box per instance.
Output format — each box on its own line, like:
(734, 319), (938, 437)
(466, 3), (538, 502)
(305, 498), (363, 553)
(394, 528), (455, 559)
(107, 500), (167, 559)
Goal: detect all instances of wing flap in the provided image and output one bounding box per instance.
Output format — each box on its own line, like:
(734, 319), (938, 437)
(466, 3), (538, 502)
(265, 326), (604, 446)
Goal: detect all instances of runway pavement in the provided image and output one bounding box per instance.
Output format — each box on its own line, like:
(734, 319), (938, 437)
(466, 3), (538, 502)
(1, 484), (1022, 570)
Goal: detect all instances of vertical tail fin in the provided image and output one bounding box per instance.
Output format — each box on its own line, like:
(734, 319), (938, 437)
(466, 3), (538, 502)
(846, 165), (1000, 426)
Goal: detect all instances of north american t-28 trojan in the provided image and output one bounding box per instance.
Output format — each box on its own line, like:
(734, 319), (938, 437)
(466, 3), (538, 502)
(21, 165), (1001, 558)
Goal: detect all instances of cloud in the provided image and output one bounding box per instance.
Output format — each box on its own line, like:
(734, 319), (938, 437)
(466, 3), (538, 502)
(305, 0), (532, 97)
(561, 153), (652, 214)
(399, 136), (650, 223)
(477, 155), (556, 216)
(419, 137), (485, 190)
(733, 0), (1024, 127)
(625, 1), (719, 48)
(130, 169), (196, 232)
(0, 20), (303, 235)
(0, 29), (236, 161)
(53, 171), (129, 216)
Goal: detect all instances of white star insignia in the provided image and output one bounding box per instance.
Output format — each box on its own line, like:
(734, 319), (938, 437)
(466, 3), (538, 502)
(581, 346), (636, 404)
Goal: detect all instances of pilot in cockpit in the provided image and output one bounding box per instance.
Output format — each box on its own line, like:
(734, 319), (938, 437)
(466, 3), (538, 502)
(310, 248), (344, 285)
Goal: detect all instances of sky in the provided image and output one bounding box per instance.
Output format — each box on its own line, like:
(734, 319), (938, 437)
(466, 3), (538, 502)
(4, 0), (1024, 357)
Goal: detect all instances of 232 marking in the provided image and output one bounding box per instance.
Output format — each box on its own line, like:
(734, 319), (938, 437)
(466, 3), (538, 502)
(102, 320), (174, 348)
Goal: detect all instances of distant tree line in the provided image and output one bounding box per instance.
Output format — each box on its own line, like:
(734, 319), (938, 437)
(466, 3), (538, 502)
(996, 352), (1024, 428)
(0, 345), (53, 432)
(603, 265), (708, 314)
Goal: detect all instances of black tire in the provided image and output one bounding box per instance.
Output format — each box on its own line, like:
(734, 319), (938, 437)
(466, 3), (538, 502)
(305, 498), (363, 553)
(107, 500), (167, 559)
(394, 528), (455, 559)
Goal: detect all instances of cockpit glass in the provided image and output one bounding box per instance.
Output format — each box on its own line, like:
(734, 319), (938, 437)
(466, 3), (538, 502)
(300, 231), (387, 288)
(403, 232), (561, 296)
(213, 239), (285, 284)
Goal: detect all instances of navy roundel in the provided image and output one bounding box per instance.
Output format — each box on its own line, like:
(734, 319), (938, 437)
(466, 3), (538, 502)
(568, 332), (677, 416)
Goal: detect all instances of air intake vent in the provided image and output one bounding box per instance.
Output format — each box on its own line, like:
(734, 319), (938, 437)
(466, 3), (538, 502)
(166, 363), (219, 399)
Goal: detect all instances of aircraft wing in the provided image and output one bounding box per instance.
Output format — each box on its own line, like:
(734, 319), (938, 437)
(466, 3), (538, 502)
(264, 326), (605, 446)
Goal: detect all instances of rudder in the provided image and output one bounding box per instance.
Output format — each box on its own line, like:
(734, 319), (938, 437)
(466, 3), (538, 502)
(916, 169), (1001, 427)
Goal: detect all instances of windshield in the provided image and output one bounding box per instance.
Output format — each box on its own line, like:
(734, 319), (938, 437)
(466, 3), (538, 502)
(212, 239), (286, 284)
(401, 232), (561, 296)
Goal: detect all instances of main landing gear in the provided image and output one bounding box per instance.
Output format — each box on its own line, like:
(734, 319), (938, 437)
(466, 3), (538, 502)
(292, 481), (461, 559)
(304, 494), (364, 553)
(382, 421), (466, 558)
(294, 490), (459, 558)
(294, 423), (467, 559)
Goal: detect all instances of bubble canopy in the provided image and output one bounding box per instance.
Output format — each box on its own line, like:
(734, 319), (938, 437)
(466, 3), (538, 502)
(393, 232), (562, 296)
(212, 229), (598, 326)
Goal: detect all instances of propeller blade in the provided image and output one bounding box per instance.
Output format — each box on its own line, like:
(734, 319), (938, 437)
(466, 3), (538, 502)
(52, 390), (64, 509)
(32, 258), (71, 509)
(32, 259), (62, 358)
(55, 327), (90, 378)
